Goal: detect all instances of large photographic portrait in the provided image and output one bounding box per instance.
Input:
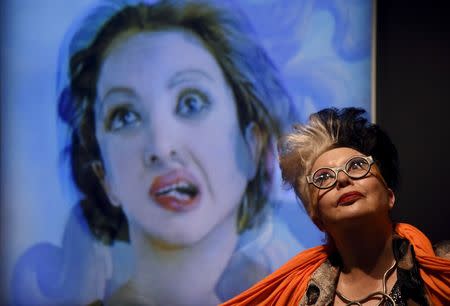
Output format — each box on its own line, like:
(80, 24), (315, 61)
(3, 0), (374, 304)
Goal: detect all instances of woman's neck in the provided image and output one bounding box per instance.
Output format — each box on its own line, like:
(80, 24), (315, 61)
(330, 219), (397, 304)
(108, 209), (239, 306)
(333, 220), (394, 274)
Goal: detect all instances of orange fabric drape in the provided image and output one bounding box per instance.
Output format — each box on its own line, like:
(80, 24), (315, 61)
(395, 223), (450, 306)
(220, 245), (329, 306)
(220, 223), (450, 306)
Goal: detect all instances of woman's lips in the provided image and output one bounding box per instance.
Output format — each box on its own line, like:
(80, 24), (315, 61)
(337, 191), (364, 206)
(149, 169), (201, 212)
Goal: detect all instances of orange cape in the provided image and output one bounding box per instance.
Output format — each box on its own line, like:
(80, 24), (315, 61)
(220, 223), (450, 306)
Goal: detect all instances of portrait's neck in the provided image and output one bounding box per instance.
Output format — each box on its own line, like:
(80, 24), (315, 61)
(114, 208), (239, 305)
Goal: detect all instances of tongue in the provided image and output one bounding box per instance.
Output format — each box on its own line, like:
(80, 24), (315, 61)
(153, 187), (199, 212)
(175, 185), (198, 197)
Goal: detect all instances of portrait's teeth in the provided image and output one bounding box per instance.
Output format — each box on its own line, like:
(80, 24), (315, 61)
(165, 190), (190, 200)
(155, 181), (198, 198)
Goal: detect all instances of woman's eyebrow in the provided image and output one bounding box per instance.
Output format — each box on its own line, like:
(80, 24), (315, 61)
(168, 69), (214, 88)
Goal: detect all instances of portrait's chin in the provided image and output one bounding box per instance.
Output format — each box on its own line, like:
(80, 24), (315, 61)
(128, 201), (239, 250)
(146, 226), (212, 250)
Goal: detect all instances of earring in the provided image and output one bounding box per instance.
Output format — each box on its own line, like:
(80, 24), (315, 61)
(90, 160), (121, 208)
(91, 160), (104, 179)
(237, 193), (250, 233)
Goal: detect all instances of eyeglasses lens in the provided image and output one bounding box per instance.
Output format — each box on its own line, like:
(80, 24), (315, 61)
(346, 157), (370, 178)
(312, 157), (370, 188)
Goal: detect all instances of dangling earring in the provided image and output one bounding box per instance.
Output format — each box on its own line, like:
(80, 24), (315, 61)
(237, 193), (250, 233)
(90, 160), (121, 207)
(91, 160), (104, 179)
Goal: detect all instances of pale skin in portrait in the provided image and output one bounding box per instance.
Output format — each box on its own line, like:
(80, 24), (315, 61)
(93, 30), (261, 305)
(309, 147), (397, 305)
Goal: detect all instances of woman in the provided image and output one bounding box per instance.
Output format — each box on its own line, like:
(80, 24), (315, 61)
(221, 107), (450, 305)
(12, 0), (302, 305)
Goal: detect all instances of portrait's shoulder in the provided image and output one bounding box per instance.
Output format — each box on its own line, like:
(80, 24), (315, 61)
(87, 299), (104, 306)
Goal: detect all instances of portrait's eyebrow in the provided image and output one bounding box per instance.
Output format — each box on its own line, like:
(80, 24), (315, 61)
(97, 87), (135, 114)
(168, 69), (214, 88)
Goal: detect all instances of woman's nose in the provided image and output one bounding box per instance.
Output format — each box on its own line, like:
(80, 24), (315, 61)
(336, 169), (352, 188)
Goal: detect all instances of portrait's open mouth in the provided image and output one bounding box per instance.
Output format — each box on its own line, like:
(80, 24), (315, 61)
(154, 182), (199, 200)
(149, 169), (201, 212)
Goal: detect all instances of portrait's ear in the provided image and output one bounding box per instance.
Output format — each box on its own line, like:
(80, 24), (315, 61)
(244, 122), (262, 179)
(387, 188), (395, 210)
(91, 160), (121, 207)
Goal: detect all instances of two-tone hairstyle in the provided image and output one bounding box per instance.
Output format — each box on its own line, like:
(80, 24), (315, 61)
(58, 0), (297, 244)
(278, 107), (399, 222)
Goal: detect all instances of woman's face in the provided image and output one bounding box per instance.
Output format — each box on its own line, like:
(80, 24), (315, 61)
(310, 147), (394, 231)
(94, 30), (257, 246)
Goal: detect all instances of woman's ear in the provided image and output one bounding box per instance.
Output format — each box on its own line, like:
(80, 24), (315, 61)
(387, 188), (395, 210)
(312, 215), (325, 232)
(91, 160), (121, 207)
(308, 189), (325, 231)
(244, 122), (263, 180)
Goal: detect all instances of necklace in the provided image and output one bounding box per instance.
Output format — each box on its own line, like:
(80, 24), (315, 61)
(335, 260), (397, 306)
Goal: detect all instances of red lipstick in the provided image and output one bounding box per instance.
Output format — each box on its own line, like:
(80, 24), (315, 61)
(337, 191), (364, 206)
(149, 169), (201, 212)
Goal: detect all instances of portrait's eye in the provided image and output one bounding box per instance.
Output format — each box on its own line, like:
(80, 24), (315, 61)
(105, 106), (141, 131)
(313, 169), (335, 187)
(176, 89), (211, 117)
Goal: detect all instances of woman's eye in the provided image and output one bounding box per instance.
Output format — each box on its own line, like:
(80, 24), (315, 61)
(348, 159), (365, 170)
(349, 162), (360, 169)
(105, 107), (141, 131)
(176, 89), (210, 117)
(314, 171), (334, 186)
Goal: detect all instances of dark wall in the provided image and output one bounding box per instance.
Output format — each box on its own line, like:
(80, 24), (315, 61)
(376, 1), (450, 244)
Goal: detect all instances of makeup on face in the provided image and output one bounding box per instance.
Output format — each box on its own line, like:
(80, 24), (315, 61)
(149, 169), (201, 212)
(94, 30), (252, 245)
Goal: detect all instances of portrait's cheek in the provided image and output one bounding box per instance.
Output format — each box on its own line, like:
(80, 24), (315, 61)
(99, 137), (144, 203)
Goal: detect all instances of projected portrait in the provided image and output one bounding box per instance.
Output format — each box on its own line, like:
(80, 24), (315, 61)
(7, 0), (373, 305)
(13, 1), (301, 305)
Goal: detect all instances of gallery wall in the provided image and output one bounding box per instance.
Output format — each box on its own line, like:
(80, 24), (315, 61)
(376, 0), (450, 244)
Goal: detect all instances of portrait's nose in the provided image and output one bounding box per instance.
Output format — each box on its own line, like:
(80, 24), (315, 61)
(144, 148), (179, 167)
(142, 116), (183, 168)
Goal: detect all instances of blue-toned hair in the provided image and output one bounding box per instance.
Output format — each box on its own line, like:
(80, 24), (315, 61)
(57, 0), (297, 243)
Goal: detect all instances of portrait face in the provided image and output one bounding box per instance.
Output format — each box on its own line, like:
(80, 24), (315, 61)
(309, 147), (394, 231)
(94, 30), (257, 247)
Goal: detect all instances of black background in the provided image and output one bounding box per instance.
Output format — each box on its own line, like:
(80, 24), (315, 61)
(376, 0), (450, 244)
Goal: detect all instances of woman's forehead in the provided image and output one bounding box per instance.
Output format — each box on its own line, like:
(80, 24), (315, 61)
(312, 147), (363, 169)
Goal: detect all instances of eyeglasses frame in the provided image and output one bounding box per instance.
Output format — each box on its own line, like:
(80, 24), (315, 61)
(306, 155), (374, 189)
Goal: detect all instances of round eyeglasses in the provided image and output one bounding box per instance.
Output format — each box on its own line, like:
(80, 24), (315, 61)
(306, 155), (374, 189)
